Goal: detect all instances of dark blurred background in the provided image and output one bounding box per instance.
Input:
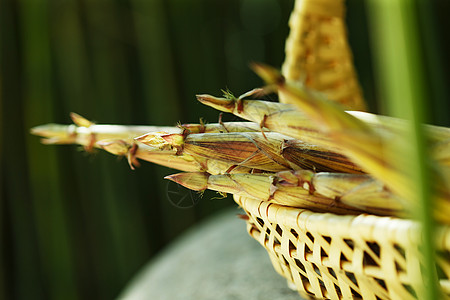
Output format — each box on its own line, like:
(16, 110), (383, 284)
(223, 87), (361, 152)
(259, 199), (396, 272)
(1, 0), (449, 299)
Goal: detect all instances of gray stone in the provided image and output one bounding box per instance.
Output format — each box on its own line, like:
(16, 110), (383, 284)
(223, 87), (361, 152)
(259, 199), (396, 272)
(118, 207), (304, 300)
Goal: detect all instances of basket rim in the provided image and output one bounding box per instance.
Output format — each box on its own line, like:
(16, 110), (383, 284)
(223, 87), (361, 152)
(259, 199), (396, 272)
(234, 195), (450, 250)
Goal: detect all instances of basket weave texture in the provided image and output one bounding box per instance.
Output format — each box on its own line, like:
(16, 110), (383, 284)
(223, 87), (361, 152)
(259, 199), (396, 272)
(235, 195), (450, 300)
(281, 0), (365, 111)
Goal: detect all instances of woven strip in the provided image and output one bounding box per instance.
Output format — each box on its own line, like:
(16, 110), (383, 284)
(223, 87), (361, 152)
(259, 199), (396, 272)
(235, 195), (450, 299)
(281, 0), (366, 111)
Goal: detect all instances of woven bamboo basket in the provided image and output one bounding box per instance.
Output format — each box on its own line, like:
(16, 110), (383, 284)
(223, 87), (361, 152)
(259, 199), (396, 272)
(234, 2), (450, 298)
(234, 195), (450, 299)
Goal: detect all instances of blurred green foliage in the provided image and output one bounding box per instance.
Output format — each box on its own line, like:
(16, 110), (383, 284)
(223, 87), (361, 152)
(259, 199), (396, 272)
(1, 0), (448, 299)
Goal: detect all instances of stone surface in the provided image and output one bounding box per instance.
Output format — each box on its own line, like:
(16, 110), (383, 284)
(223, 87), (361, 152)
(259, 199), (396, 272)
(118, 207), (304, 300)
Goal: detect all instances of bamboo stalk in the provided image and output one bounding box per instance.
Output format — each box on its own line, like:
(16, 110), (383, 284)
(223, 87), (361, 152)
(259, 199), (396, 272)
(20, 0), (78, 298)
(367, 0), (439, 297)
(277, 170), (406, 216)
(153, 131), (364, 174)
(165, 172), (364, 215)
(30, 113), (181, 149)
(197, 93), (450, 152)
(165, 169), (408, 218)
(98, 139), (253, 175)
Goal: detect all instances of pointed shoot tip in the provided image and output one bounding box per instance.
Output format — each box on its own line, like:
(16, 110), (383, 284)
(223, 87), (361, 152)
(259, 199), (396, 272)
(30, 124), (61, 137)
(196, 94), (235, 113)
(70, 112), (93, 127)
(196, 94), (222, 104)
(30, 124), (77, 144)
(250, 63), (284, 86)
(164, 172), (209, 191)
